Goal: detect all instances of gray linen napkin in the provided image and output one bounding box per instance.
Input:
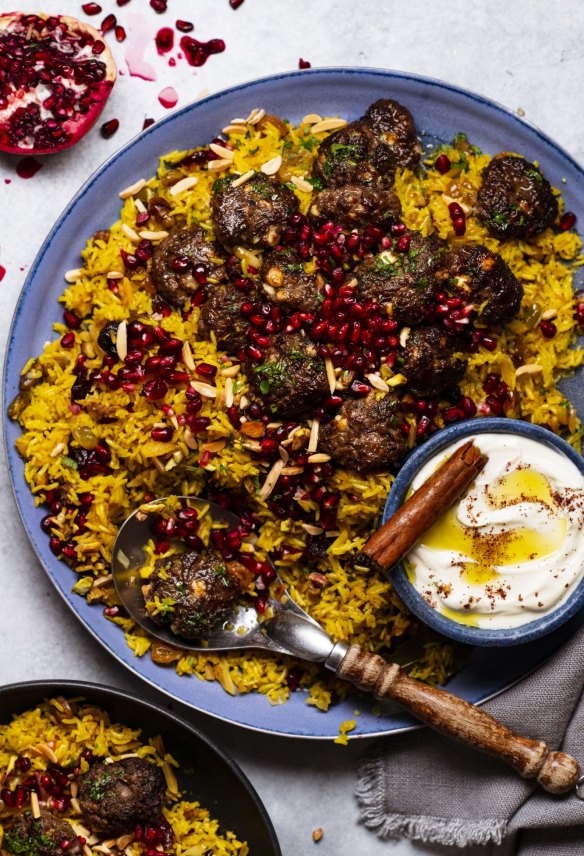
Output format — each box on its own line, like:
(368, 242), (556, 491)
(356, 624), (584, 853)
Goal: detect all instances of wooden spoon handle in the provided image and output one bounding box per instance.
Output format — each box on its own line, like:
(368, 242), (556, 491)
(336, 645), (579, 794)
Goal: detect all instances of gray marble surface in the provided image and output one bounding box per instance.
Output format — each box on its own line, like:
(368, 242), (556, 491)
(1, 2), (584, 854)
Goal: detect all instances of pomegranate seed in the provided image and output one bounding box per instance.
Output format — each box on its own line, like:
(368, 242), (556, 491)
(15, 756), (31, 772)
(115, 24), (126, 41)
(176, 19), (194, 31)
(92, 40), (106, 54)
(443, 406), (464, 423)
(395, 234), (411, 253)
(104, 606), (120, 617)
(101, 118), (119, 138)
(101, 13), (116, 32)
(435, 153), (451, 173)
(452, 216), (466, 236)
(190, 416), (211, 433)
(142, 379), (168, 401)
(575, 302), (584, 324)
(560, 211), (577, 231)
(155, 27), (174, 52)
(1, 789), (15, 808)
(195, 362), (217, 379)
(63, 309), (82, 329)
(150, 0), (167, 11)
(481, 336), (497, 351)
(486, 396), (503, 416)
(151, 426), (173, 442)
(230, 0), (245, 6)
(82, 2), (102, 14)
(61, 332), (75, 349)
(299, 58), (311, 69)
(143, 117), (155, 129)
(460, 396), (477, 417)
(260, 438), (278, 455)
(416, 416), (431, 438)
(349, 380), (370, 397)
(540, 319), (557, 339)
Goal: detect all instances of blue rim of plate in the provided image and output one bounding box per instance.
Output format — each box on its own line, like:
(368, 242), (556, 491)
(4, 67), (584, 738)
(383, 418), (584, 646)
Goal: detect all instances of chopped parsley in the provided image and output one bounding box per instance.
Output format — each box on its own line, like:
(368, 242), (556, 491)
(253, 359), (288, 393)
(211, 175), (236, 193)
(307, 175), (325, 191)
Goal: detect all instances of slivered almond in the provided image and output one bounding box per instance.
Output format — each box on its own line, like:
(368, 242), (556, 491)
(50, 442), (65, 458)
(106, 270), (123, 279)
(399, 326), (410, 348)
(242, 440), (262, 453)
(280, 465), (305, 476)
(181, 341), (196, 372)
(119, 178), (146, 199)
(65, 268), (84, 283)
(122, 222), (140, 242)
(93, 574), (113, 588)
(310, 117), (348, 134)
(324, 357), (336, 394)
(169, 176), (199, 196)
(116, 320), (128, 362)
(30, 791), (41, 819)
(290, 175), (314, 193)
(234, 245), (262, 269)
(302, 113), (323, 124)
(172, 450), (183, 463)
(207, 157), (232, 172)
(231, 169), (255, 188)
(308, 418), (320, 453)
(278, 445), (290, 463)
(222, 123), (247, 135)
(308, 453), (331, 463)
(246, 107), (266, 125)
(224, 377), (234, 408)
(138, 229), (169, 241)
(261, 155), (282, 176)
(540, 308), (558, 320)
(259, 459), (284, 501)
(301, 523), (324, 535)
(366, 372), (389, 392)
(515, 363), (543, 376)
(152, 456), (166, 474)
(220, 364), (240, 377)
(229, 117), (247, 125)
(183, 428), (198, 450)
(134, 198), (147, 214)
(209, 142), (235, 160)
(240, 421), (265, 438)
(191, 381), (217, 398)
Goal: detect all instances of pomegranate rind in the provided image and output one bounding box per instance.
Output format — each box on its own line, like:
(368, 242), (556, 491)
(0, 12), (117, 156)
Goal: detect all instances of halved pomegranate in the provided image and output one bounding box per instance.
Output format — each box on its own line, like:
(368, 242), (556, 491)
(0, 12), (117, 155)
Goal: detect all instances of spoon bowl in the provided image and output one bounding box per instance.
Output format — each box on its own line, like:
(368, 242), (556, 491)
(111, 496), (334, 660)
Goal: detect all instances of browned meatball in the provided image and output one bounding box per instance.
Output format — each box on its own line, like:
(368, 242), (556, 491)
(260, 247), (322, 313)
(198, 284), (253, 355)
(143, 550), (251, 639)
(5, 810), (81, 856)
(363, 98), (421, 172)
(476, 155), (558, 240)
(356, 232), (446, 324)
(211, 173), (299, 249)
(312, 121), (396, 189)
(398, 325), (467, 397)
(310, 184), (402, 228)
(150, 226), (226, 307)
(246, 331), (329, 418)
(319, 393), (408, 473)
(446, 244), (523, 325)
(78, 757), (166, 835)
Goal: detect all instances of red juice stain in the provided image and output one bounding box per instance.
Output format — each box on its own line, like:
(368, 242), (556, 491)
(4, 178), (11, 184)
(168, 57), (176, 66)
(158, 86), (179, 108)
(155, 27), (174, 53)
(0, 265), (5, 283)
(180, 35), (225, 67)
(16, 157), (43, 179)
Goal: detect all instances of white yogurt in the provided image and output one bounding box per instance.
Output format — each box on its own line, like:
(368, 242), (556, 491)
(405, 433), (584, 629)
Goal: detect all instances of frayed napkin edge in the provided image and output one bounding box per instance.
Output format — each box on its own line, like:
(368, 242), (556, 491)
(356, 755), (508, 846)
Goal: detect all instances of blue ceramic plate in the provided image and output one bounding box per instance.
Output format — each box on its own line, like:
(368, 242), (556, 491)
(4, 68), (584, 738)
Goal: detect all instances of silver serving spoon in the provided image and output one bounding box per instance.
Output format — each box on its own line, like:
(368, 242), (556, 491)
(111, 495), (580, 795)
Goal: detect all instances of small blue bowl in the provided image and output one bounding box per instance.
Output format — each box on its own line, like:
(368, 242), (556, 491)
(383, 418), (584, 647)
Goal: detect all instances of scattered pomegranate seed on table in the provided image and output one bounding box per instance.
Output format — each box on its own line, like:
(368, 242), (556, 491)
(81, 2), (102, 13)
(230, 0), (245, 8)
(176, 19), (194, 32)
(150, 0), (168, 12)
(115, 24), (126, 41)
(299, 58), (312, 69)
(100, 12), (116, 32)
(155, 27), (174, 53)
(101, 118), (119, 138)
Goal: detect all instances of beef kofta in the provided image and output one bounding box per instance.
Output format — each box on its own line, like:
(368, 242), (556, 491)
(198, 284), (254, 355)
(312, 121), (396, 189)
(150, 225), (226, 307)
(319, 393), (408, 473)
(446, 244), (523, 325)
(246, 331), (329, 418)
(143, 550), (253, 639)
(310, 184), (402, 228)
(5, 810), (81, 856)
(356, 232), (446, 324)
(260, 247), (322, 313)
(398, 325), (467, 397)
(78, 757), (166, 835)
(476, 154), (558, 240)
(363, 98), (421, 172)
(211, 173), (299, 250)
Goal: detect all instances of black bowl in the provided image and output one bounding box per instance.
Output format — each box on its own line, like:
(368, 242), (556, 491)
(0, 680), (281, 855)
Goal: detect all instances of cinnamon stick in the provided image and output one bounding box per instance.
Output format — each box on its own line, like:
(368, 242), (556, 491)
(363, 440), (487, 571)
